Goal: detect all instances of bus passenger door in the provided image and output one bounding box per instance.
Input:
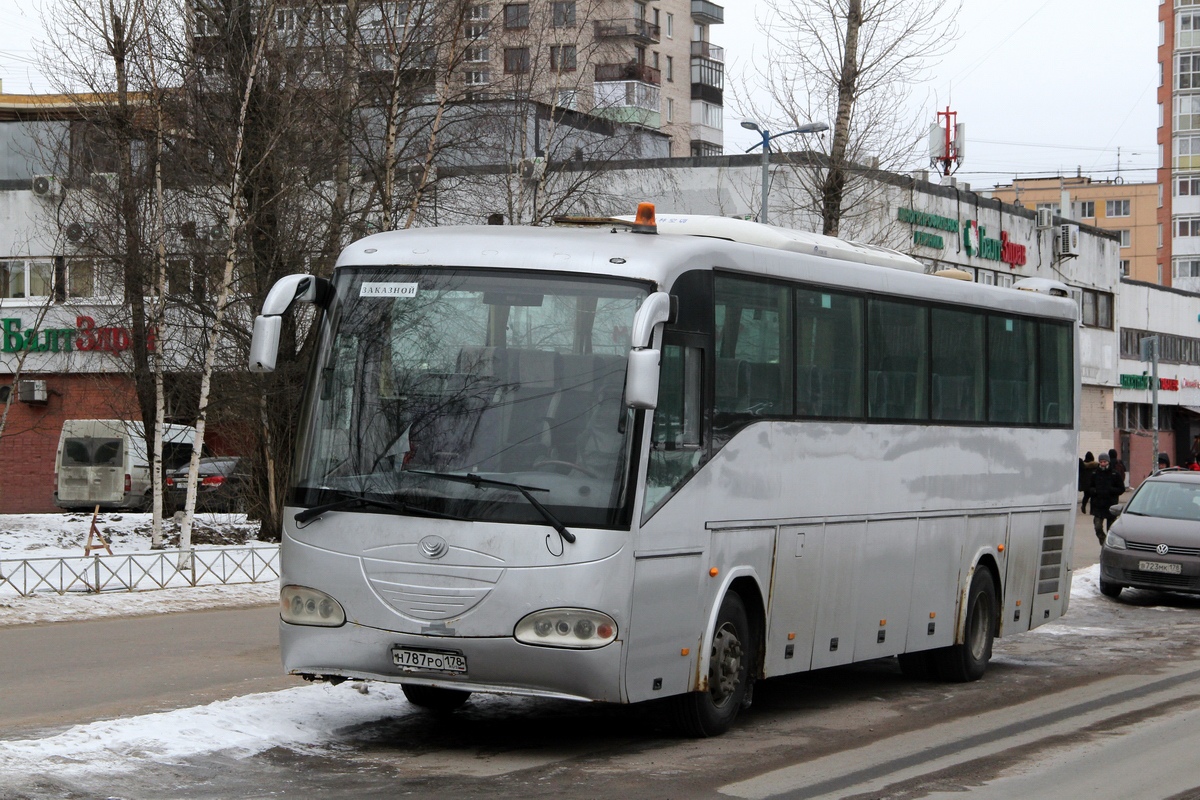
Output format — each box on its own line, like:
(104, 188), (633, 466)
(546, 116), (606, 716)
(765, 524), (825, 675)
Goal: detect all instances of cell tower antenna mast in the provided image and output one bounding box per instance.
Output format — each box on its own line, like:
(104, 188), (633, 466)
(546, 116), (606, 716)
(929, 106), (965, 177)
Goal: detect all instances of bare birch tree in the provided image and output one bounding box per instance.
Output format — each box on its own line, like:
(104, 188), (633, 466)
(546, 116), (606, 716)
(742, 0), (960, 237)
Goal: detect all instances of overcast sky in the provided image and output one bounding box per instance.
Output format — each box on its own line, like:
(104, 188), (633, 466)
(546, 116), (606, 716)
(0, 0), (1158, 191)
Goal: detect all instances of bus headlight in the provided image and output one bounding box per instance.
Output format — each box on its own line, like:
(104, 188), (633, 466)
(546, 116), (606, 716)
(280, 585), (346, 627)
(514, 609), (617, 649)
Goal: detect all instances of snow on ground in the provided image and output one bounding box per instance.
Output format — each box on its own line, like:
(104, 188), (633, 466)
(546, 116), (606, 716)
(0, 512), (277, 625)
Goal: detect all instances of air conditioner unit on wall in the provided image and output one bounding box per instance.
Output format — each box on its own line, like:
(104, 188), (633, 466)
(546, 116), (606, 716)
(65, 221), (93, 244)
(1036, 207), (1053, 229)
(18, 380), (48, 404)
(1057, 223), (1080, 258)
(32, 174), (61, 198)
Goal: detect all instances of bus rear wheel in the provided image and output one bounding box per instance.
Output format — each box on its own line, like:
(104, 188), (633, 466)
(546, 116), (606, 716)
(401, 684), (471, 711)
(669, 591), (753, 737)
(933, 568), (997, 682)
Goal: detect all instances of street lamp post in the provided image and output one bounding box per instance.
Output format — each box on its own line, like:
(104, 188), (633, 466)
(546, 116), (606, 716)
(741, 120), (829, 225)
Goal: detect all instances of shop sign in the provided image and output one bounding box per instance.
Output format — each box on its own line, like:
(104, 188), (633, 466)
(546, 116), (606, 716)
(1121, 374), (1179, 391)
(1183, 378), (1200, 389)
(963, 220), (1027, 268)
(1, 316), (155, 354)
(898, 207), (959, 233)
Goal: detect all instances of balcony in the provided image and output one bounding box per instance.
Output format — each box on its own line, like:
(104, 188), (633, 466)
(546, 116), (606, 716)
(595, 62), (661, 86)
(593, 80), (661, 128)
(594, 18), (661, 44)
(690, 41), (724, 62)
(691, 0), (724, 25)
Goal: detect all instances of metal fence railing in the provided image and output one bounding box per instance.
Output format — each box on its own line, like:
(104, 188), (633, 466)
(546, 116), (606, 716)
(0, 545), (280, 598)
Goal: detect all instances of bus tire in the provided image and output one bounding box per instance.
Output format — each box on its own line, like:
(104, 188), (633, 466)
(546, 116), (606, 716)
(669, 591), (753, 738)
(933, 568), (997, 683)
(400, 684), (471, 711)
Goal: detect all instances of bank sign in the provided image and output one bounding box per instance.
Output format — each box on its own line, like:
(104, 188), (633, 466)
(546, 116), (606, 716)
(1, 316), (153, 354)
(898, 208), (1027, 268)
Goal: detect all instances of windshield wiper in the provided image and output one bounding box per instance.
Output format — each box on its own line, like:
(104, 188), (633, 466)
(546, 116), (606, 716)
(295, 490), (462, 525)
(404, 469), (576, 544)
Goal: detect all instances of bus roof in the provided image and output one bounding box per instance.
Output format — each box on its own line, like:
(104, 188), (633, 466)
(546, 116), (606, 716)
(335, 223), (1076, 323)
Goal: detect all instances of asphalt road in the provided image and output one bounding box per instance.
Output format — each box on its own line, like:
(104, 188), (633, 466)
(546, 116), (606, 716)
(0, 605), (293, 737)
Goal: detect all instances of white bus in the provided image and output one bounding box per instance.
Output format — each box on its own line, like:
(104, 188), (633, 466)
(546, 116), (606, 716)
(250, 206), (1078, 736)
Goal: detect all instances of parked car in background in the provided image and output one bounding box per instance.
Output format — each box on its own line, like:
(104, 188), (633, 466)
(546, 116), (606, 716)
(54, 420), (195, 511)
(1099, 469), (1200, 599)
(165, 457), (247, 513)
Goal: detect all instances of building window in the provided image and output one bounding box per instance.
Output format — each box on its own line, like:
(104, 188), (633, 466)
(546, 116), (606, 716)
(504, 47), (530, 73)
(465, 69), (491, 85)
(666, 12), (673, 37)
(551, 1), (575, 27)
(1175, 258), (1200, 278)
(1178, 216), (1200, 236)
(549, 44), (576, 71)
(0, 260), (53, 300)
(1178, 175), (1200, 195)
(666, 97), (673, 122)
(1078, 200), (1095, 218)
(1035, 202), (1060, 216)
(503, 3), (528, 28)
(1120, 259), (1131, 275)
(1174, 135), (1200, 169)
(1179, 11), (1200, 49)
(468, 4), (490, 20)
(465, 46), (489, 63)
(1176, 95), (1200, 131)
(1079, 289), (1114, 330)
(666, 55), (673, 81)
(466, 22), (489, 38)
(1118, 229), (1131, 248)
(557, 89), (578, 109)
(1106, 199), (1131, 217)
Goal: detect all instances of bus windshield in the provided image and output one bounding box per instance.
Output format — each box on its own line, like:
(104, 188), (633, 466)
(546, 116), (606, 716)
(291, 267), (649, 529)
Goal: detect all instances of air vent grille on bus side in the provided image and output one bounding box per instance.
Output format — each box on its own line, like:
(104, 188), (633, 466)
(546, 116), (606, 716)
(1036, 523), (1065, 595)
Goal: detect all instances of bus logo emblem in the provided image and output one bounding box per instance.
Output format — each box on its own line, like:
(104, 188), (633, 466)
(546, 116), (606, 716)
(420, 536), (449, 559)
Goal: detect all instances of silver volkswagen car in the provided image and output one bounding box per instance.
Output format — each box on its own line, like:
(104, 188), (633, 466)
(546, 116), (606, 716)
(1099, 469), (1200, 599)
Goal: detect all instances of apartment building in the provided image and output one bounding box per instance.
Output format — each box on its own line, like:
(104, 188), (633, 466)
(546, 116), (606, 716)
(1159, 0), (1200, 292)
(193, 0), (725, 158)
(989, 175), (1158, 283)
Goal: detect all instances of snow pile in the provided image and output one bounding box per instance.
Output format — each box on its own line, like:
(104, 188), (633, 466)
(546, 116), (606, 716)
(0, 682), (413, 779)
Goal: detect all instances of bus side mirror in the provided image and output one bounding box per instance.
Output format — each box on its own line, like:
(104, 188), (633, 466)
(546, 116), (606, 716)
(249, 315), (282, 372)
(626, 348), (660, 409)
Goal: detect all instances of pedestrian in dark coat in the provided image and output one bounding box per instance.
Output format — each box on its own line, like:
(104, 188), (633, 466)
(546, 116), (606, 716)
(1108, 448), (1127, 485)
(1092, 452), (1126, 545)
(1079, 451), (1098, 514)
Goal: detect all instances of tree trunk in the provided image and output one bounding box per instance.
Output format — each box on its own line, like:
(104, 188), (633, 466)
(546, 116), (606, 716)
(820, 0), (862, 237)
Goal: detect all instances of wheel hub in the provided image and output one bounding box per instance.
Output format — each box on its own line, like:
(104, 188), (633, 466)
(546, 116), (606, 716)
(709, 621), (743, 706)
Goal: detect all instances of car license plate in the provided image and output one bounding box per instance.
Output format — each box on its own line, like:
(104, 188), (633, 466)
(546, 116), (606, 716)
(1138, 560), (1183, 575)
(391, 647), (467, 675)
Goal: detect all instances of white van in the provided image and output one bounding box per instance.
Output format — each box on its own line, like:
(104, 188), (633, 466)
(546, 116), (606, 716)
(53, 419), (197, 511)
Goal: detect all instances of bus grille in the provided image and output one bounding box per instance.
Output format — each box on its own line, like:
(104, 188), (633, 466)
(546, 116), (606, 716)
(362, 561), (503, 621)
(1036, 524), (1064, 595)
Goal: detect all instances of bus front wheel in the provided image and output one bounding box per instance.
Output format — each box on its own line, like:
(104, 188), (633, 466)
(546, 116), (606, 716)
(401, 684), (471, 711)
(933, 568), (997, 682)
(669, 591), (753, 737)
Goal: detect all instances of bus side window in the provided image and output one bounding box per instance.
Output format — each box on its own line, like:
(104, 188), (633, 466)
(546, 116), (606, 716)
(644, 342), (704, 518)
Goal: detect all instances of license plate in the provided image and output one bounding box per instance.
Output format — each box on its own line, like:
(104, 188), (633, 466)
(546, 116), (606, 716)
(1138, 560), (1183, 575)
(391, 647), (467, 675)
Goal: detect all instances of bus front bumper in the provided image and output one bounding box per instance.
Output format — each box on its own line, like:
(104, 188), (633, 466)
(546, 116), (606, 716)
(280, 620), (627, 703)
